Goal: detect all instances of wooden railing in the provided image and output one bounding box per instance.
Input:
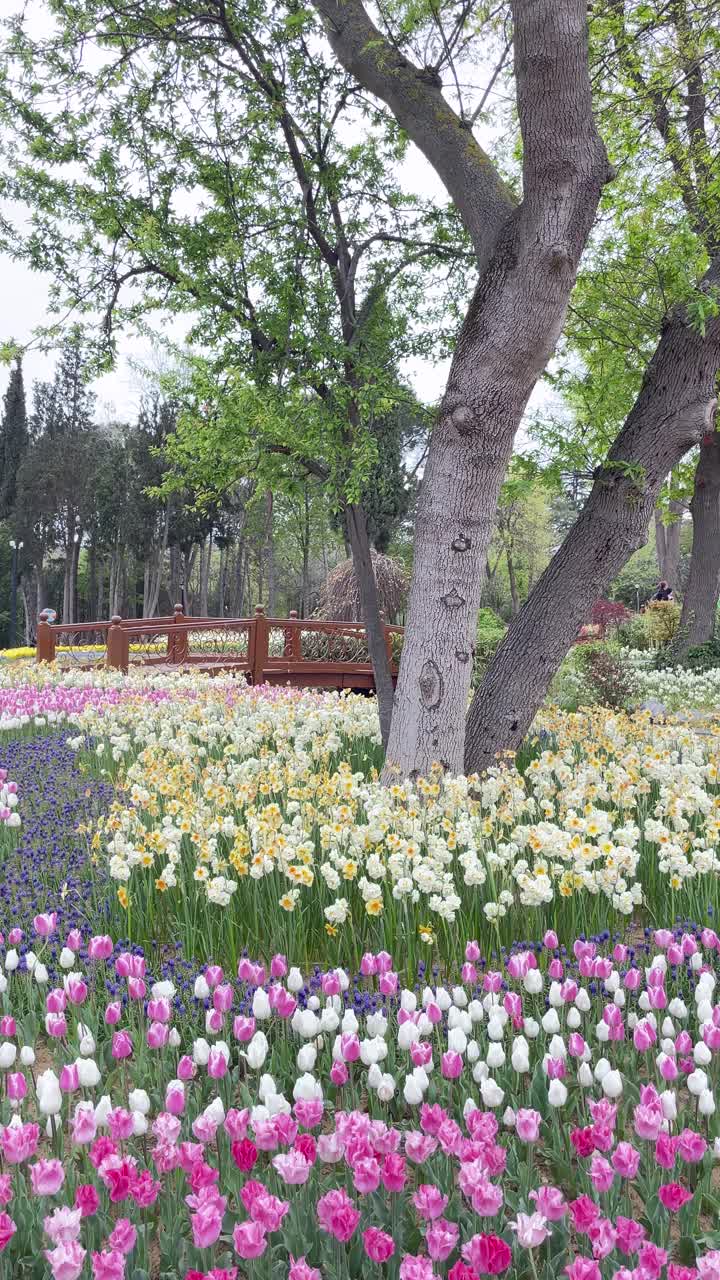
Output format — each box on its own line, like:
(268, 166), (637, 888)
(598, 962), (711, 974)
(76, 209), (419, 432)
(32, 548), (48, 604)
(36, 605), (403, 691)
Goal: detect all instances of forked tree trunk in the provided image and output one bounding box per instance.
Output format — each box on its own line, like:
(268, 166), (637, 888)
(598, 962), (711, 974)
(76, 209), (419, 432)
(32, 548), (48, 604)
(674, 433), (720, 657)
(345, 502), (395, 747)
(465, 293), (720, 773)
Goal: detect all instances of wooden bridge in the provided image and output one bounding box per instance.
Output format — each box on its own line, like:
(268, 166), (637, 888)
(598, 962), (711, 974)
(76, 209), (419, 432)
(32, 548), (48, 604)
(36, 605), (402, 691)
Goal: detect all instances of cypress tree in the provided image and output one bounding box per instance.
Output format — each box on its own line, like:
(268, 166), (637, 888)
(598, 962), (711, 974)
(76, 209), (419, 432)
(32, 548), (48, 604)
(0, 361), (28, 520)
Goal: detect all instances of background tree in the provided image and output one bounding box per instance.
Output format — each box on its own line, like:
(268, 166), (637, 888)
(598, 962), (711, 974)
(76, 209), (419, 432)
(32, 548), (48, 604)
(0, 358), (28, 521)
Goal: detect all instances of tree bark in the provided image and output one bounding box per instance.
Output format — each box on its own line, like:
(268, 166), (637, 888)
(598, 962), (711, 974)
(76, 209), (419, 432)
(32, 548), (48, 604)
(465, 283), (720, 773)
(507, 546), (520, 617)
(674, 433), (720, 656)
(336, 0), (609, 776)
(654, 500), (684, 587)
(264, 490), (276, 614)
(346, 502), (395, 747)
(199, 534), (211, 617)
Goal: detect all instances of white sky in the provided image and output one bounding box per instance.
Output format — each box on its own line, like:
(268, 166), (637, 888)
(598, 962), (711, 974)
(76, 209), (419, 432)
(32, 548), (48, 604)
(0, 20), (552, 431)
(0, 152), (456, 419)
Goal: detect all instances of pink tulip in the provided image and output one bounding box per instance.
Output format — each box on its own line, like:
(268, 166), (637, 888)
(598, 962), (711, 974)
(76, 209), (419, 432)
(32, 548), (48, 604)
(111, 1031), (133, 1060)
(147, 998), (171, 1023)
(6, 1072), (26, 1102)
(441, 1051), (463, 1079)
(207, 1047), (228, 1078)
(205, 964), (224, 987)
(87, 936), (113, 960)
(364, 1226), (395, 1262)
(330, 1060), (349, 1086)
(146, 1021), (169, 1049)
(45, 1241), (85, 1280)
(516, 1109), (542, 1142)
(104, 1002), (122, 1026)
(33, 913), (57, 937)
(65, 977), (88, 1006)
(29, 1158), (65, 1196)
(233, 1220), (267, 1259)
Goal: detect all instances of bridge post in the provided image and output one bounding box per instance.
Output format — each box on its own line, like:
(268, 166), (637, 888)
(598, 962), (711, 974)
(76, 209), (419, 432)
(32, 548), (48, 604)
(170, 602), (188, 665)
(37, 611), (56, 663)
(285, 609), (302, 661)
(106, 616), (129, 673)
(251, 605), (269, 685)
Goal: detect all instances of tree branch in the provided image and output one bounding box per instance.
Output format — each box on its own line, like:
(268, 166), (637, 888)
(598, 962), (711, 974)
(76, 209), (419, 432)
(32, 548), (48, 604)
(308, 0), (516, 270)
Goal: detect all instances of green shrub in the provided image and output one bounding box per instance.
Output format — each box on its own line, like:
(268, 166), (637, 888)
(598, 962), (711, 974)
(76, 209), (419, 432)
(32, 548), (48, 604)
(615, 616), (651, 651)
(643, 600), (681, 647)
(473, 608), (506, 685)
(575, 643), (638, 710)
(684, 636), (720, 672)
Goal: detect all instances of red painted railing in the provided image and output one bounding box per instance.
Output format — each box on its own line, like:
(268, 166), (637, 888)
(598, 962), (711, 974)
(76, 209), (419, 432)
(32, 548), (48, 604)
(36, 605), (402, 691)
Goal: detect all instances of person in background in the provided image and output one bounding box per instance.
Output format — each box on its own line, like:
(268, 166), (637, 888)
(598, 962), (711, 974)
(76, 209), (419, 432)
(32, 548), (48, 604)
(653, 580), (673, 601)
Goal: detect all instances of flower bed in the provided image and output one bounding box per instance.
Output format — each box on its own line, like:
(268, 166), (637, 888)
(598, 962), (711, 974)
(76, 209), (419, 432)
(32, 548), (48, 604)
(0, 921), (717, 1279)
(64, 685), (720, 966)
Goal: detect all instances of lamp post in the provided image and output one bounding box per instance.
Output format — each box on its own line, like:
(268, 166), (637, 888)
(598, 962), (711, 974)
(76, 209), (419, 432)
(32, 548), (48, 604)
(8, 539), (23, 648)
(635, 583), (640, 614)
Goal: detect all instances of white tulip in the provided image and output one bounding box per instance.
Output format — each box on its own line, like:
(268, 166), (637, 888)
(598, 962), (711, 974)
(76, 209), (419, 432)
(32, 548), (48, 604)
(448, 1027), (467, 1055)
(244, 1032), (269, 1070)
(3, 950), (18, 972)
(403, 1074), (423, 1105)
(132, 1111), (148, 1136)
(367, 1063), (383, 1090)
(366, 1013), (388, 1038)
(578, 1063), (593, 1087)
(594, 1057), (611, 1081)
(541, 1009), (560, 1035)
(566, 1007), (581, 1030)
(37, 1068), (62, 1115)
(293, 1072), (322, 1101)
(523, 970), (543, 995)
(547, 1079), (568, 1107)
(252, 989), (271, 1020)
(602, 1070), (623, 1099)
(20, 1046), (34, 1067)
(297, 1045), (317, 1073)
(192, 1038), (211, 1066)
(688, 1068), (708, 1096)
(287, 967), (304, 993)
(194, 976), (210, 1000)
(377, 1073), (395, 1103)
(76, 1058), (101, 1089)
(0, 1043), (17, 1069)
(660, 1089), (677, 1121)
(694, 1041), (712, 1066)
(129, 1089), (150, 1115)
(486, 1043), (505, 1070)
(59, 947), (75, 969)
(699, 1089), (716, 1118)
(480, 1077), (504, 1108)
(400, 990), (417, 1013)
(152, 980), (176, 999)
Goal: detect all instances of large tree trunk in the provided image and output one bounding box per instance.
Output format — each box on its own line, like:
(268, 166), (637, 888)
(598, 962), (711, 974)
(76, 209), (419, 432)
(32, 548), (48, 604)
(264, 491), (276, 614)
(465, 286), (720, 773)
(654, 499), (684, 587)
(507, 546), (520, 617)
(375, 7), (608, 777)
(346, 502), (395, 747)
(199, 534), (211, 617)
(673, 433), (720, 657)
